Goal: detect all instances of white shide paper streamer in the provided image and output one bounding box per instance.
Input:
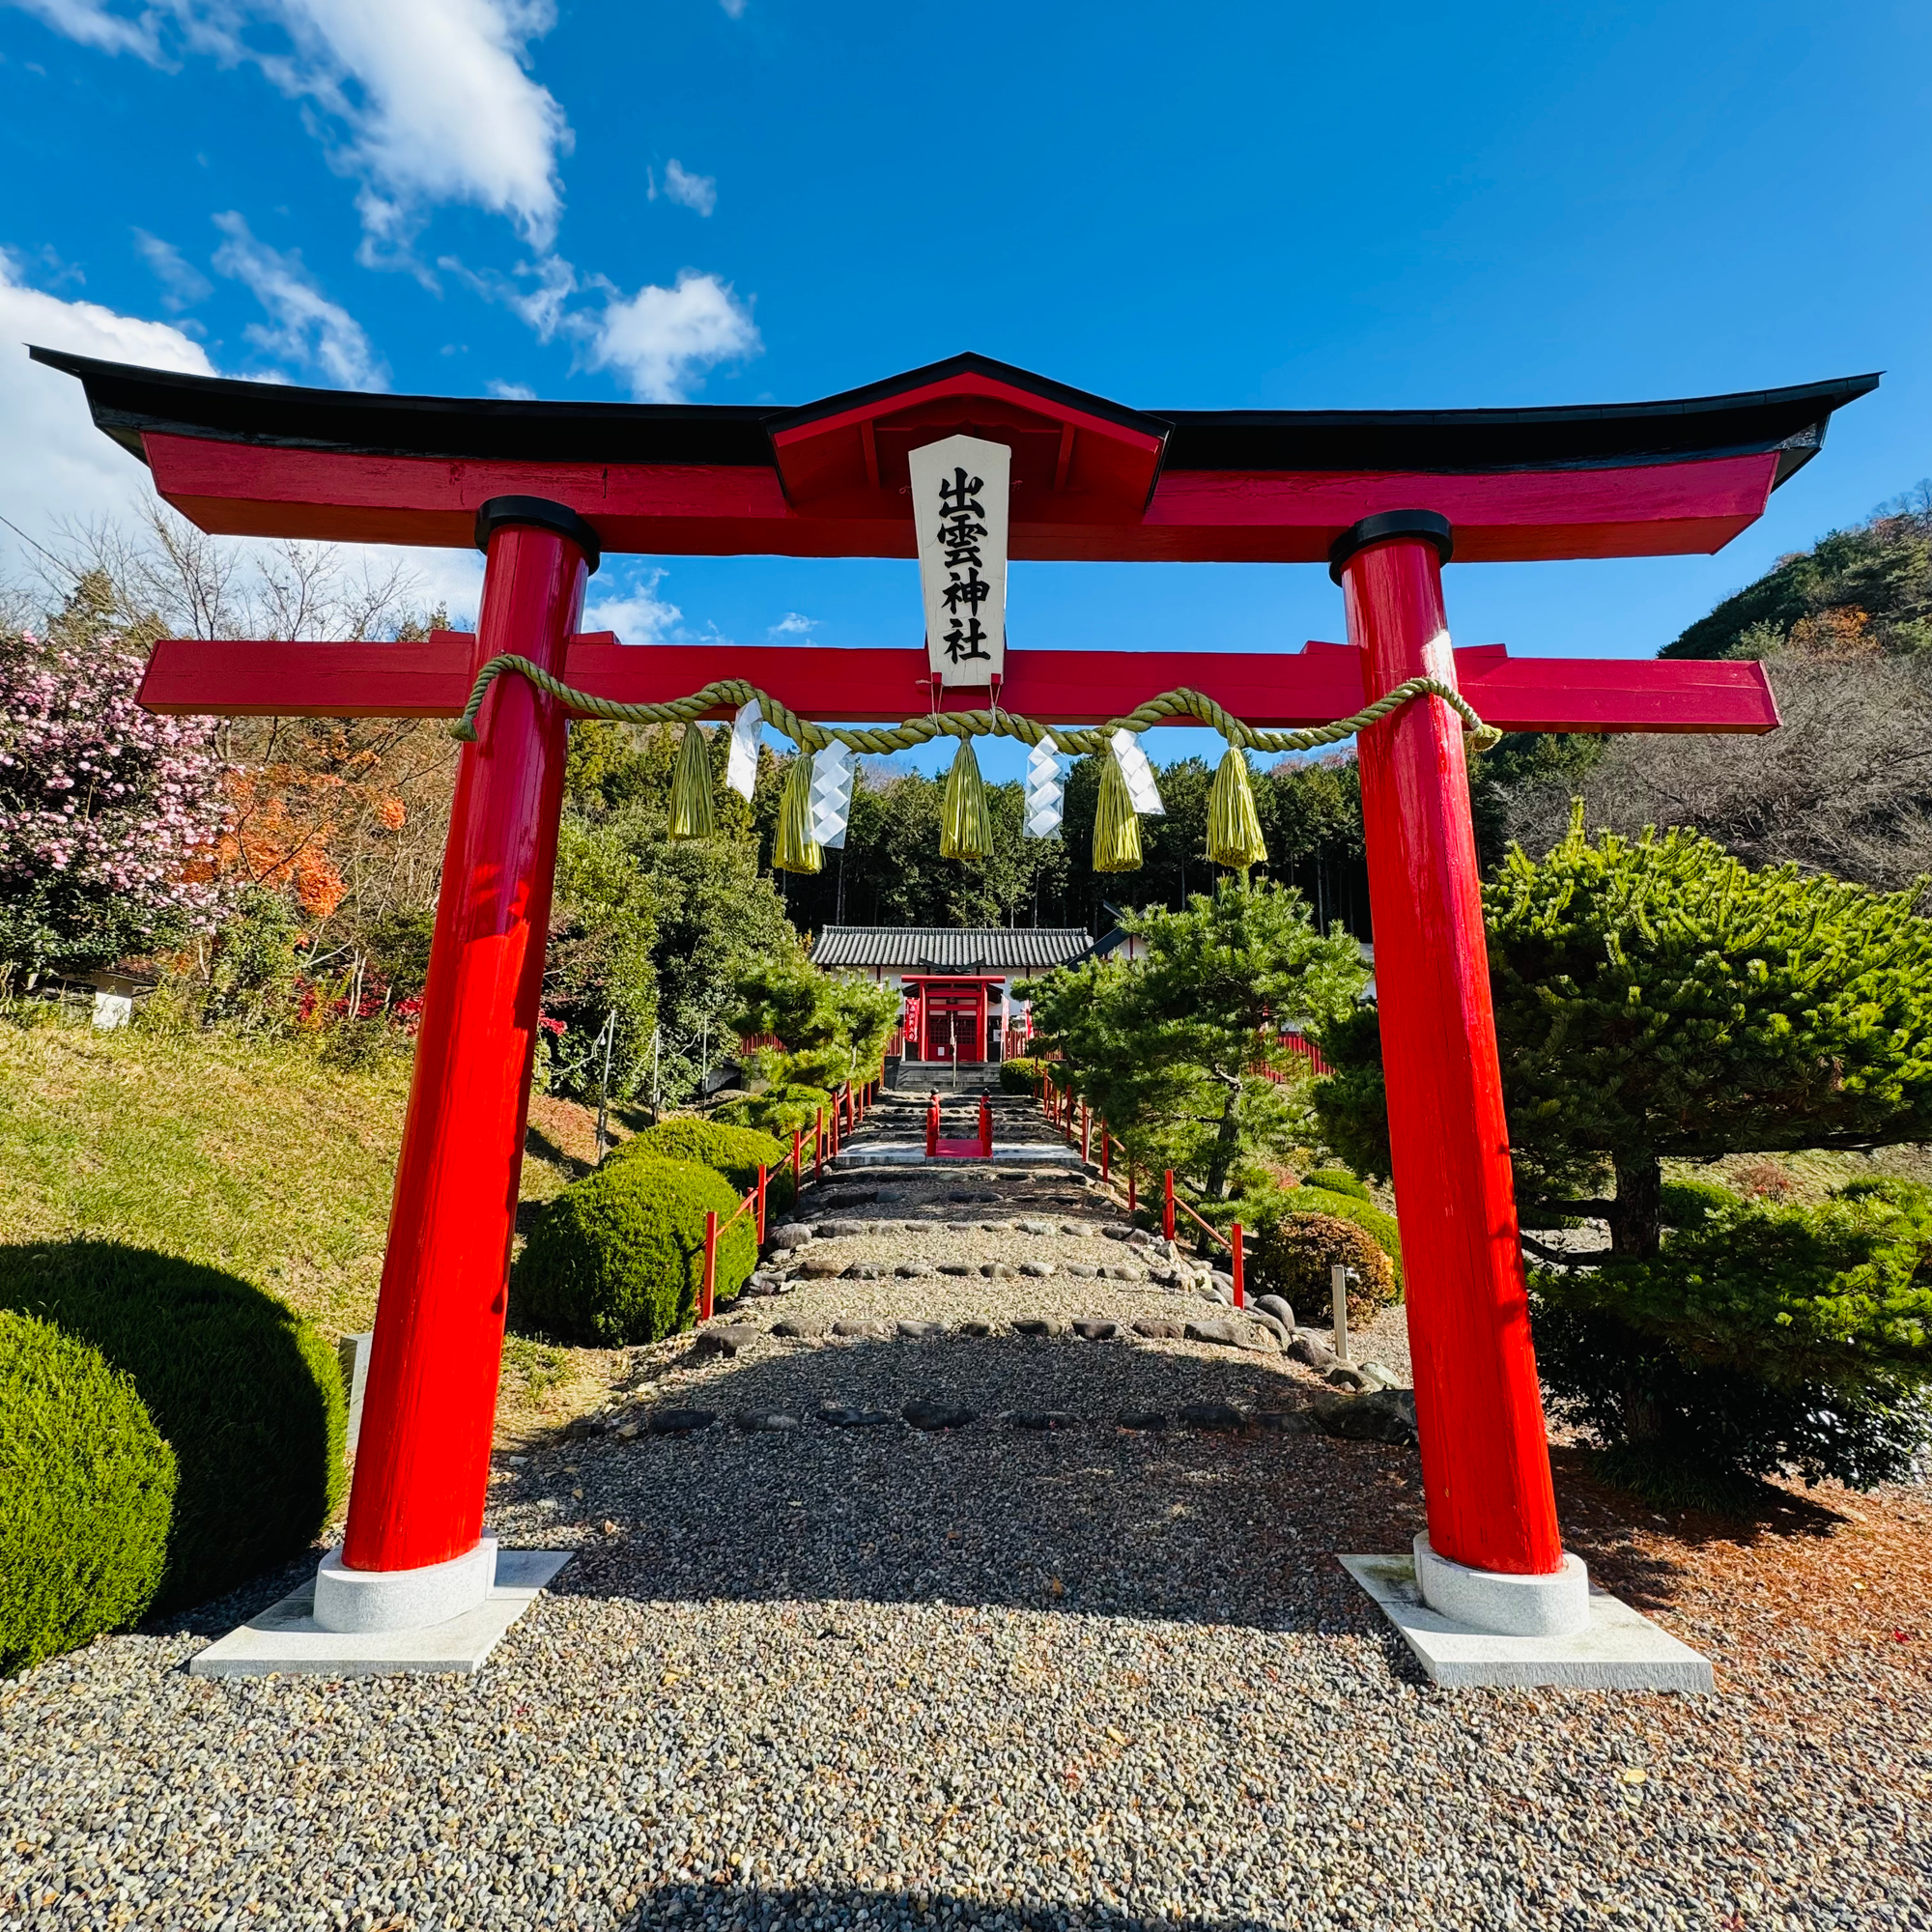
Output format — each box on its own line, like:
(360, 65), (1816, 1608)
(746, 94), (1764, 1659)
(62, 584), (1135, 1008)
(1110, 727), (1165, 815)
(1024, 734), (1064, 838)
(808, 741), (857, 850)
(725, 699), (763, 800)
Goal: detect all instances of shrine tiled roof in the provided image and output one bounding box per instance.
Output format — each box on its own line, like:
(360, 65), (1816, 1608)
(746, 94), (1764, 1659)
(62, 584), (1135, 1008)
(810, 927), (1094, 973)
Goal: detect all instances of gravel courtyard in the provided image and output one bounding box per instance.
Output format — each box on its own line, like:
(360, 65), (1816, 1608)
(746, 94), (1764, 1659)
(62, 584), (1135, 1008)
(4, 1129), (1929, 1931)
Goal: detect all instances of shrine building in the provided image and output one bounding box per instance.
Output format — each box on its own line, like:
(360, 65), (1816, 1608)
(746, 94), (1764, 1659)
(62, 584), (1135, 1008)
(810, 924), (1140, 1065)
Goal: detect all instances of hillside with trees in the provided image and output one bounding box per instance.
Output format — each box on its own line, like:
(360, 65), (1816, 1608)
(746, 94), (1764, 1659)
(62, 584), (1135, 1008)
(1662, 486), (1932, 661)
(1494, 489), (1932, 894)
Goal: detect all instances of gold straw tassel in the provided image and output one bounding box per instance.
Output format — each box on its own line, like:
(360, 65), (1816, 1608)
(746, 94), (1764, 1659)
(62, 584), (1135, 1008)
(667, 722), (718, 840)
(939, 735), (994, 862)
(1207, 745), (1267, 871)
(773, 752), (823, 875)
(1092, 749), (1143, 872)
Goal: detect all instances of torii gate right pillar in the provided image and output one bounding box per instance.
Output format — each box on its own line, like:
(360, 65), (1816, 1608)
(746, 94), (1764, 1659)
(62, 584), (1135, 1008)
(1334, 511), (1565, 1579)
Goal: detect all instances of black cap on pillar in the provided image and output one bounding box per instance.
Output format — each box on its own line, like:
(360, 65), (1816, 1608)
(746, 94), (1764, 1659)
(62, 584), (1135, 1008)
(473, 496), (603, 575)
(1327, 509), (1453, 585)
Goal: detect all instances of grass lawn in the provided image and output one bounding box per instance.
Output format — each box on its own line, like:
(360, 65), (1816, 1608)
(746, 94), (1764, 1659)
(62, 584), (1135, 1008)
(0, 1009), (625, 1445)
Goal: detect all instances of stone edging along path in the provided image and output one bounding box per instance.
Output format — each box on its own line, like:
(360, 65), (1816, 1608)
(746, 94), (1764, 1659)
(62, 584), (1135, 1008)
(573, 1129), (1419, 1451)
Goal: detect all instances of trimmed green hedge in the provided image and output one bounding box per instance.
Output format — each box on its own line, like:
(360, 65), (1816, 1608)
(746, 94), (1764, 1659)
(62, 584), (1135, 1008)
(1248, 1211), (1399, 1321)
(1, 1311), (178, 1675)
(1661, 1178), (1738, 1229)
(510, 1155), (756, 1345)
(714, 1084), (834, 1137)
(615, 1117), (796, 1212)
(1301, 1168), (1372, 1202)
(1000, 1056), (1052, 1094)
(0, 1242), (344, 1612)
(1272, 1186), (1403, 1288)
(1534, 1189), (1932, 1494)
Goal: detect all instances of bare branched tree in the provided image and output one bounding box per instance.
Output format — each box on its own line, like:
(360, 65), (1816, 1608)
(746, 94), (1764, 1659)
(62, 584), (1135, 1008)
(30, 495), (424, 644)
(1504, 654), (1932, 893)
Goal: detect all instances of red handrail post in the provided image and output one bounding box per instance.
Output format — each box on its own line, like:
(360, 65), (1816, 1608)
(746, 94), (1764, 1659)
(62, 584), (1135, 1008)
(979, 1092), (992, 1158)
(814, 1107), (824, 1183)
(1127, 1162), (1137, 1219)
(1099, 1124), (1110, 1183)
(792, 1125), (802, 1189)
(699, 1209), (718, 1322)
(1162, 1170), (1176, 1242)
(1231, 1222), (1244, 1308)
(1081, 1104), (1090, 1164)
(755, 1164), (768, 1245)
(926, 1095), (940, 1157)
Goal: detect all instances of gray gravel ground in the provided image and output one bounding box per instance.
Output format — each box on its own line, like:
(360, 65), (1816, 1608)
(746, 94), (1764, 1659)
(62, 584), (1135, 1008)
(4, 1124), (1927, 1930)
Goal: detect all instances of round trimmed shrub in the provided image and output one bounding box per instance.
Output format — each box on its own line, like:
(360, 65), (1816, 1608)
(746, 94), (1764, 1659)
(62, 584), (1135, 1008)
(1301, 1168), (1372, 1202)
(1, 1311), (178, 1675)
(0, 1242), (346, 1612)
(1274, 1186), (1403, 1287)
(614, 1116), (796, 1213)
(1248, 1211), (1398, 1322)
(1000, 1056), (1051, 1094)
(510, 1155), (756, 1345)
(1660, 1177), (1738, 1229)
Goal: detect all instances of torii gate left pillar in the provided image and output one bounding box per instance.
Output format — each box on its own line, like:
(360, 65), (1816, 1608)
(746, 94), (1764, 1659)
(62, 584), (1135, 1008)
(314, 498), (595, 1632)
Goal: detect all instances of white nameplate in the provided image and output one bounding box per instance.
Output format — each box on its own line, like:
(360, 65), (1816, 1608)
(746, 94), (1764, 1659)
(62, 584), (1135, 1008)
(910, 433), (1009, 686)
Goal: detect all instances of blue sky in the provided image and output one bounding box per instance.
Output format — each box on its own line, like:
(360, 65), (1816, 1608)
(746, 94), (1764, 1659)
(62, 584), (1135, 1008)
(3, 0), (1929, 777)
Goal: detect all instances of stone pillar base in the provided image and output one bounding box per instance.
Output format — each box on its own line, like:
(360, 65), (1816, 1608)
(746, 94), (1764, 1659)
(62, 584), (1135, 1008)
(1413, 1533), (1589, 1636)
(313, 1537), (497, 1634)
(1339, 1548), (1714, 1692)
(187, 1547), (570, 1678)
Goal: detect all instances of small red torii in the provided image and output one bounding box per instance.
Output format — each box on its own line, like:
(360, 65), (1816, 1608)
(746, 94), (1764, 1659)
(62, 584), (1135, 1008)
(35, 348), (1871, 1652)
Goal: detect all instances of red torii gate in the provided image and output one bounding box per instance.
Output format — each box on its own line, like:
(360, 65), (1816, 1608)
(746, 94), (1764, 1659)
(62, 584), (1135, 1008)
(37, 347), (1872, 1643)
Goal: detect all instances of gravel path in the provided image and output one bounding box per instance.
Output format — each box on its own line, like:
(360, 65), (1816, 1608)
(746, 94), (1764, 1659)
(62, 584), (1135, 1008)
(4, 1117), (1928, 1930)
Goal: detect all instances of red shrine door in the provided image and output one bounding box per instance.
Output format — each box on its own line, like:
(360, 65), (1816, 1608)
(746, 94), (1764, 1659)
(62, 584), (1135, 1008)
(920, 980), (989, 1064)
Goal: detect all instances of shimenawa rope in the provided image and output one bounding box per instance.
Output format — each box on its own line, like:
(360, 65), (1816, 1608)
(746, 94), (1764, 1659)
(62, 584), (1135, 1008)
(448, 655), (1504, 759)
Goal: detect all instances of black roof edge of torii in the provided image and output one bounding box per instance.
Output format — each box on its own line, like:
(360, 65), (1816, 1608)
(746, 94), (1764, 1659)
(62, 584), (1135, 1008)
(26, 345), (1880, 488)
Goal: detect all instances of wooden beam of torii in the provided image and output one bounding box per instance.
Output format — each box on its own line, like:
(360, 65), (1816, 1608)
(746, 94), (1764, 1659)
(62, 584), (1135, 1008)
(36, 347), (1866, 1649)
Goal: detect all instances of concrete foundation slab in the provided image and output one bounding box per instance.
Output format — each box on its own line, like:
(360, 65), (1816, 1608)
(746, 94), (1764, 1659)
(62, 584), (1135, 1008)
(1339, 1553), (1714, 1692)
(187, 1548), (572, 1679)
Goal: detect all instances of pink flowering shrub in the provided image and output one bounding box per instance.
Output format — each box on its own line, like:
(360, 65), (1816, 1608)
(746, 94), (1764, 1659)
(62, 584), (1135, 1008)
(0, 629), (232, 975)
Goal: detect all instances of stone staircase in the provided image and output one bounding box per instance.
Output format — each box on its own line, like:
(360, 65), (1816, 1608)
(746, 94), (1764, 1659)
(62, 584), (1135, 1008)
(834, 1066), (1080, 1173)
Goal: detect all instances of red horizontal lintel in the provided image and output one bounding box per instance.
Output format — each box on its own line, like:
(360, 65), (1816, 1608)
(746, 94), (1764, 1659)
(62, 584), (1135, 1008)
(141, 432), (1781, 565)
(137, 635), (1779, 736)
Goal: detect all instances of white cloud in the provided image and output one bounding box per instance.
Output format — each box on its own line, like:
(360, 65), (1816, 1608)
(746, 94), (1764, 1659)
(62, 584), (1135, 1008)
(484, 377), (535, 399)
(9, 0), (160, 55)
(718, 0), (746, 16)
(661, 159), (716, 217)
(770, 611), (815, 636)
(132, 229), (213, 311)
(583, 567), (682, 643)
(212, 210), (388, 389)
(0, 256), (216, 566)
(12, 1), (572, 257)
(0, 256), (486, 622)
(584, 270), (759, 403)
